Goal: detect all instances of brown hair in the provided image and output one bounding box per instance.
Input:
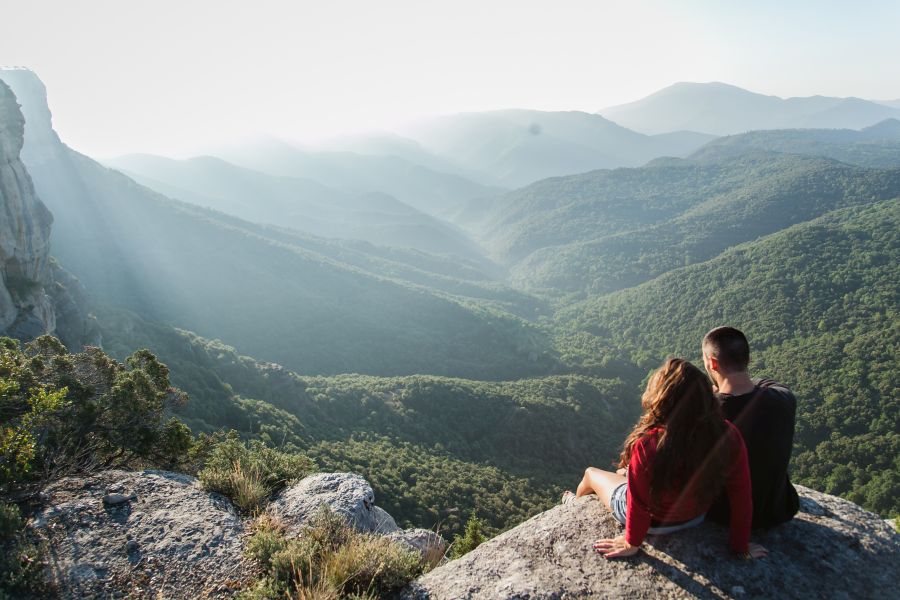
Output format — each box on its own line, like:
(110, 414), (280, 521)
(619, 358), (732, 506)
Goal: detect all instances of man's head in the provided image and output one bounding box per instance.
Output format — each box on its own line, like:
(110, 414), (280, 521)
(702, 326), (750, 385)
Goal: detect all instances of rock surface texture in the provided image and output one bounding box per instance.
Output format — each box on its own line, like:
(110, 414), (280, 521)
(269, 472), (401, 534)
(30, 470), (250, 599)
(405, 485), (900, 599)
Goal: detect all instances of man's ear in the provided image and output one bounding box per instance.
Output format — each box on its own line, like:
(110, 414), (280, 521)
(708, 355), (720, 373)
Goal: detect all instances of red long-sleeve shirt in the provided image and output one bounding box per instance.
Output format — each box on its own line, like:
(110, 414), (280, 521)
(624, 421), (752, 553)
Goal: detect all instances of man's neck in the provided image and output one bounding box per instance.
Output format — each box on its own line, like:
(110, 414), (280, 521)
(717, 371), (756, 396)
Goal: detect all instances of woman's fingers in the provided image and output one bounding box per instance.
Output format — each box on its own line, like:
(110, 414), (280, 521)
(603, 546), (639, 558)
(592, 537), (639, 558)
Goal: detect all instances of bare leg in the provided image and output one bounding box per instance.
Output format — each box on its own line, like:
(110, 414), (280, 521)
(575, 467), (626, 508)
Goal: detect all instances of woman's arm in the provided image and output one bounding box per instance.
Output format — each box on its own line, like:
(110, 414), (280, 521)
(595, 437), (652, 557)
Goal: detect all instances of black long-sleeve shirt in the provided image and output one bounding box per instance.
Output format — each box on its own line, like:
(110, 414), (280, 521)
(708, 379), (800, 528)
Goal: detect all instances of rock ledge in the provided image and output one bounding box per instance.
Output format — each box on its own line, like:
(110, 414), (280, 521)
(405, 485), (900, 599)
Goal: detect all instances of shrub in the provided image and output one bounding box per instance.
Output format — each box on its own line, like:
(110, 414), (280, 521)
(450, 512), (486, 559)
(245, 515), (288, 572)
(242, 506), (425, 599)
(198, 432), (314, 513)
(1, 337), (193, 494)
(0, 501), (48, 598)
(323, 533), (423, 598)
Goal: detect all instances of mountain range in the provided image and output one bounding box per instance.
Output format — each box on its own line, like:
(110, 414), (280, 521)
(1, 66), (898, 535)
(601, 81), (900, 135)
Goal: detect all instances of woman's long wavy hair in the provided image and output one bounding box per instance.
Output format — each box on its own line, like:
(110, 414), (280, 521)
(618, 358), (731, 506)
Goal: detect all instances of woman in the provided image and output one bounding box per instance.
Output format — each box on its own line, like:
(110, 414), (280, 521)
(562, 358), (767, 559)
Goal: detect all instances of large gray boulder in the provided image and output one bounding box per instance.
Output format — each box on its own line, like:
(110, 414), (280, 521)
(405, 485), (900, 599)
(30, 470), (250, 599)
(269, 472), (401, 534)
(389, 528), (449, 563)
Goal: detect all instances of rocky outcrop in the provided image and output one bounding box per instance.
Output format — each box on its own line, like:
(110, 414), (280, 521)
(389, 528), (449, 563)
(270, 472), (448, 559)
(29, 470), (446, 597)
(405, 485), (900, 599)
(30, 470), (251, 599)
(270, 472), (400, 534)
(0, 73), (99, 349)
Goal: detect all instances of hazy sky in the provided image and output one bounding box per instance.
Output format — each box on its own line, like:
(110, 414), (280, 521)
(2, 0), (898, 157)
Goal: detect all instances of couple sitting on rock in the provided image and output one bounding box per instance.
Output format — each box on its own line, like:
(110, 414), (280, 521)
(562, 326), (799, 560)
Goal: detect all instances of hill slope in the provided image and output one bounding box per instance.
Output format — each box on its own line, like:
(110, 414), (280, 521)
(104, 153), (492, 262)
(483, 151), (900, 294)
(692, 119), (900, 168)
(210, 135), (502, 218)
(557, 200), (900, 514)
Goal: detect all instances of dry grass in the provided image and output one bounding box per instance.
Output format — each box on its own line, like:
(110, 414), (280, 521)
(239, 507), (426, 600)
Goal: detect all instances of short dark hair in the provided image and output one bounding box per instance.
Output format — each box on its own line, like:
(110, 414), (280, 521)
(702, 326), (750, 372)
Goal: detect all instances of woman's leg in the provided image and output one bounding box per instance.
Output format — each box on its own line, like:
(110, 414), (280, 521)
(576, 467), (626, 508)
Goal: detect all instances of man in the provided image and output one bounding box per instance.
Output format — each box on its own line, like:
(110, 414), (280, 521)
(702, 326), (799, 528)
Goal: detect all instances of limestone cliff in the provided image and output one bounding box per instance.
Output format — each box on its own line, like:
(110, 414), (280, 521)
(0, 78), (55, 338)
(0, 75), (98, 348)
(404, 486), (900, 599)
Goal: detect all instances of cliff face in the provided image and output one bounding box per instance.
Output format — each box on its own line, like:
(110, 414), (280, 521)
(0, 78), (56, 339)
(0, 75), (98, 347)
(405, 486), (900, 599)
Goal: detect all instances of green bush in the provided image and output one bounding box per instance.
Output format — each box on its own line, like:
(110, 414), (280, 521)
(1, 337), (193, 494)
(0, 501), (48, 598)
(198, 431), (314, 512)
(450, 513), (487, 559)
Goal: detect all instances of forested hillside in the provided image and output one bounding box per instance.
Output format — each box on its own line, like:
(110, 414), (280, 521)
(97, 308), (635, 535)
(556, 200), (899, 514)
(694, 120), (900, 168)
(486, 152), (900, 294)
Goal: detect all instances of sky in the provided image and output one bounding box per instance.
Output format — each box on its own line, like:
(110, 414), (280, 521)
(1, 0), (899, 157)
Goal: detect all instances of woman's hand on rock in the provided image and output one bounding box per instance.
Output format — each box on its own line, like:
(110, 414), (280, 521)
(593, 535), (639, 558)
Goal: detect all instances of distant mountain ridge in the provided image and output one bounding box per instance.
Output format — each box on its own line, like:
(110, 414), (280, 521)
(209, 135), (502, 219)
(601, 81), (900, 135)
(692, 119), (900, 169)
(399, 109), (714, 187)
(104, 153), (493, 263)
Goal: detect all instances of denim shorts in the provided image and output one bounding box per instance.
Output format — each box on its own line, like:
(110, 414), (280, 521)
(609, 482), (706, 534)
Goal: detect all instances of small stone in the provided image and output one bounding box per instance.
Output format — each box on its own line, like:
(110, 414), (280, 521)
(732, 586), (746, 596)
(102, 492), (136, 506)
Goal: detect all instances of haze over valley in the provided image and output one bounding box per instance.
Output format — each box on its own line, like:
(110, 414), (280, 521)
(1, 3), (899, 596)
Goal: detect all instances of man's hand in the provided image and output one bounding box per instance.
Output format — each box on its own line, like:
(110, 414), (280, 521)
(592, 535), (640, 558)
